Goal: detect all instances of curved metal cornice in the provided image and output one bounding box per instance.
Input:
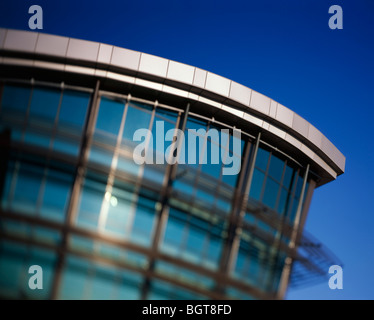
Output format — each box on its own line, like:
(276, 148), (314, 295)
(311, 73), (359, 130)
(0, 28), (345, 184)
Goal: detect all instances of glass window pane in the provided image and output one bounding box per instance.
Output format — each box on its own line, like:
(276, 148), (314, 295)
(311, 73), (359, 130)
(183, 129), (204, 169)
(249, 169), (265, 201)
(162, 216), (184, 256)
(95, 97), (124, 135)
(116, 269), (143, 300)
(104, 189), (132, 237)
(200, 139), (222, 180)
(221, 151), (240, 187)
(58, 90), (89, 129)
(88, 264), (117, 300)
(207, 123), (224, 146)
(116, 155), (140, 176)
(0, 241), (26, 298)
(283, 164), (295, 189)
(1, 161), (14, 209)
(41, 169), (73, 222)
(216, 197), (231, 214)
(52, 135), (80, 157)
(155, 107), (178, 123)
(263, 178), (280, 210)
(60, 256), (89, 299)
(185, 227), (205, 256)
(268, 154), (284, 182)
(255, 147), (270, 171)
(1, 85), (31, 114)
(151, 114), (177, 161)
(23, 131), (51, 149)
(185, 116), (206, 132)
(204, 237), (222, 268)
(289, 199), (299, 222)
(88, 145), (114, 167)
(12, 163), (43, 214)
(130, 196), (156, 246)
(277, 188), (290, 215)
(122, 105), (152, 147)
(29, 87), (60, 121)
(76, 176), (106, 230)
(295, 173), (304, 198)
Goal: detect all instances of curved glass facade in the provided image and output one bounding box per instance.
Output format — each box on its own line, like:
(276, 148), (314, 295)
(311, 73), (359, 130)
(0, 80), (315, 300)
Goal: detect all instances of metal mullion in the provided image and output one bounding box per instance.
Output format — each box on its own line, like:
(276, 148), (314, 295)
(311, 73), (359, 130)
(225, 132), (261, 276)
(50, 80), (101, 300)
(204, 128), (233, 264)
(211, 126), (231, 208)
(287, 169), (300, 220)
(200, 223), (214, 265)
(6, 84), (34, 207)
(178, 216), (192, 259)
(136, 101), (168, 300)
(241, 230), (258, 284)
(171, 119), (206, 228)
(241, 245), (252, 278)
(90, 98), (129, 285)
(258, 147), (272, 203)
(273, 161), (287, 213)
(97, 99), (128, 232)
(277, 164), (310, 299)
(21, 81), (35, 136)
(257, 239), (273, 292)
(35, 88), (64, 216)
(140, 103), (189, 300)
(151, 108), (183, 245)
(264, 160), (295, 292)
(123, 99), (158, 239)
(188, 121), (211, 210)
(215, 133), (256, 294)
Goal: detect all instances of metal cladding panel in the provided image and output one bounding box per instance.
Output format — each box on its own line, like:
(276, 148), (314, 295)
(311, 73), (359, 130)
(35, 33), (69, 57)
(276, 103), (294, 128)
(308, 124), (323, 149)
(292, 113), (309, 138)
(66, 38), (99, 62)
(167, 60), (195, 84)
(229, 81), (251, 106)
(139, 53), (169, 78)
(205, 72), (230, 97)
(111, 47), (141, 71)
(250, 90), (271, 115)
(97, 44), (113, 65)
(193, 68), (207, 88)
(4, 29), (37, 52)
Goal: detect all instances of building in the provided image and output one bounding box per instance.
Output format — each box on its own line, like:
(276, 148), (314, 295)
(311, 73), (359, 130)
(0, 29), (345, 300)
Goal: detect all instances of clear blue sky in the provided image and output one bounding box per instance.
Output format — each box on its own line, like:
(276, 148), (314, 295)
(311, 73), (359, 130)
(1, 0), (373, 300)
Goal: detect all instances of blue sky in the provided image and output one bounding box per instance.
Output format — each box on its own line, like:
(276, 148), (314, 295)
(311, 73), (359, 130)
(1, 0), (373, 299)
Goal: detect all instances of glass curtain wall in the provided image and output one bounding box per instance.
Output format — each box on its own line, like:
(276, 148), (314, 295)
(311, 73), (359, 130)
(0, 81), (312, 299)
